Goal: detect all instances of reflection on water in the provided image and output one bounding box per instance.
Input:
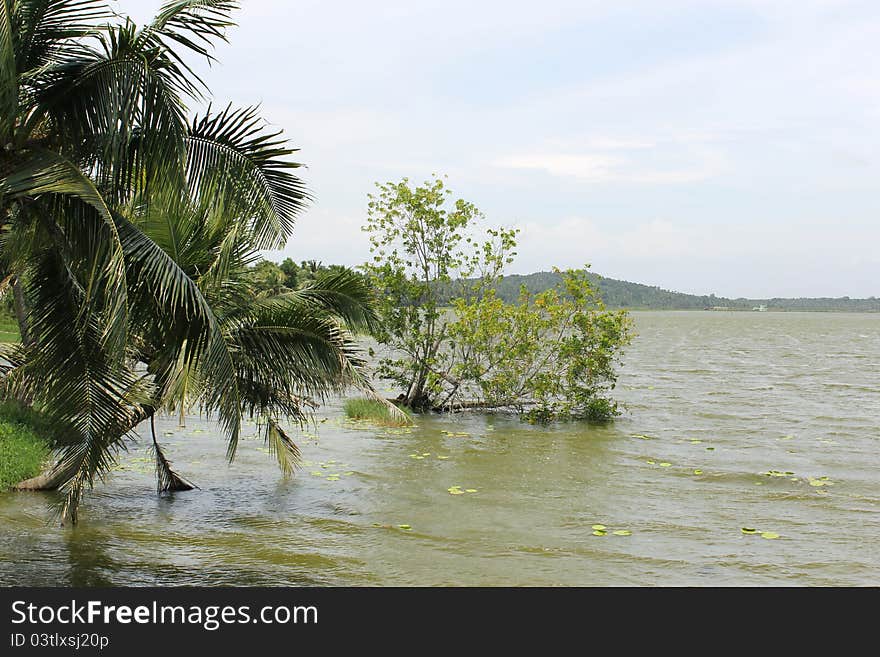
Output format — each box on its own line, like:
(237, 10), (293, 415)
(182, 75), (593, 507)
(1, 311), (878, 586)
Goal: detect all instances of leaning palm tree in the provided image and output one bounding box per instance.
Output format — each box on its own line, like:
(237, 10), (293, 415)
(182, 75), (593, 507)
(0, 1), (378, 523)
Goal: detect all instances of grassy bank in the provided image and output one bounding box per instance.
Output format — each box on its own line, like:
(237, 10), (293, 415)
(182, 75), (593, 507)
(0, 313), (20, 343)
(344, 397), (413, 427)
(0, 402), (51, 490)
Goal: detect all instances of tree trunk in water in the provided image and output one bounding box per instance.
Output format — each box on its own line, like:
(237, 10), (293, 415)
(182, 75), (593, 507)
(13, 405), (156, 491)
(13, 470), (66, 491)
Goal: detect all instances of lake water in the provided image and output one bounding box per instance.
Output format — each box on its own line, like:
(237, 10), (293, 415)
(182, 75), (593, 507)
(1, 311), (878, 586)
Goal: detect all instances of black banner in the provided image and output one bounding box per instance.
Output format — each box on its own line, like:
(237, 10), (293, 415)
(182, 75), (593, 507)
(0, 586), (871, 651)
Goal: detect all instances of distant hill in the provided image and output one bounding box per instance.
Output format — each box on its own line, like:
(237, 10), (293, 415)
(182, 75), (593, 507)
(491, 271), (880, 312)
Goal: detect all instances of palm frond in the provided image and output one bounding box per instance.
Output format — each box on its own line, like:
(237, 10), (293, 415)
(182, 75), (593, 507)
(2, 149), (129, 353)
(149, 0), (236, 63)
(10, 248), (151, 523)
(263, 418), (300, 477)
(35, 20), (190, 181)
(150, 414), (195, 492)
(114, 212), (242, 458)
(0, 1), (18, 139)
(187, 104), (309, 249)
(265, 267), (379, 334)
(14, 0), (111, 75)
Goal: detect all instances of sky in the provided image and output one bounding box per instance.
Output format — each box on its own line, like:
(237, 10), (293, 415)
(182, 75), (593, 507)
(125, 0), (880, 298)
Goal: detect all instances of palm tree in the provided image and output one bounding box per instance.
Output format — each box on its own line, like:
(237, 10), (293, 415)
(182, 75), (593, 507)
(0, 1), (378, 523)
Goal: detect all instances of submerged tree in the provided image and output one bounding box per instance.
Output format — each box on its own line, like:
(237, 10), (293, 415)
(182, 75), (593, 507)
(0, 1), (377, 522)
(362, 175), (633, 421)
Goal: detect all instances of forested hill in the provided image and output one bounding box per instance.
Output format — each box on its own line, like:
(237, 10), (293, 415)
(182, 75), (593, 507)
(492, 271), (880, 312)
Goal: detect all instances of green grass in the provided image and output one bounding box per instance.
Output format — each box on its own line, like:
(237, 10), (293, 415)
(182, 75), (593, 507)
(343, 397), (413, 427)
(0, 314), (20, 343)
(0, 401), (52, 490)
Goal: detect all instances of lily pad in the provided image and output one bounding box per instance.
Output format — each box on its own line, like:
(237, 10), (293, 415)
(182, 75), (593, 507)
(741, 527), (759, 534)
(659, 462), (672, 467)
(612, 530), (632, 536)
(592, 530), (607, 536)
(693, 469), (703, 475)
(397, 524), (412, 530)
(761, 532), (779, 540)
(591, 524), (606, 531)
(465, 489), (478, 493)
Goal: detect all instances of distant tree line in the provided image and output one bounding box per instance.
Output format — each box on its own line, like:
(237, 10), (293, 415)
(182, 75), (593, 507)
(245, 264), (878, 312)
(461, 271), (879, 312)
(245, 259), (368, 296)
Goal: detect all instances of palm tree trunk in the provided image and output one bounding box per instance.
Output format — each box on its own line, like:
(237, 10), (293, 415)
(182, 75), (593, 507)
(12, 276), (32, 347)
(13, 404), (156, 491)
(13, 469), (67, 491)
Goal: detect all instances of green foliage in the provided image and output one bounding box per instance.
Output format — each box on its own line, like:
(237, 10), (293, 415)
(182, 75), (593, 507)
(361, 175), (516, 410)
(343, 397), (412, 427)
(246, 260), (288, 296)
(362, 176), (632, 421)
(448, 270), (633, 422)
(0, 402), (51, 490)
(245, 258), (370, 298)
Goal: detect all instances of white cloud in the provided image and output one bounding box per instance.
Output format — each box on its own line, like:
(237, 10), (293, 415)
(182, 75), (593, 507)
(494, 152), (717, 184)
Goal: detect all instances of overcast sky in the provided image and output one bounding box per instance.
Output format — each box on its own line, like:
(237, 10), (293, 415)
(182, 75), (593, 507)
(126, 0), (879, 298)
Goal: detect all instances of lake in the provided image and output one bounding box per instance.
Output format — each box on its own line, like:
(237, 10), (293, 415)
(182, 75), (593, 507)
(1, 311), (878, 586)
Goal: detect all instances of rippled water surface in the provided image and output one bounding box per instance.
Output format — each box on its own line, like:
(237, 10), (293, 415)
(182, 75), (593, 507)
(1, 311), (878, 586)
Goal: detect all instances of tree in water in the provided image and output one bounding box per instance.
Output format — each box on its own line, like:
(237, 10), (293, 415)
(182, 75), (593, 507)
(362, 175), (633, 420)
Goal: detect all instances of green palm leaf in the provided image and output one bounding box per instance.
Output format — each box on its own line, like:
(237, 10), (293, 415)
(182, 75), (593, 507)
(187, 104), (310, 249)
(7, 248), (151, 523)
